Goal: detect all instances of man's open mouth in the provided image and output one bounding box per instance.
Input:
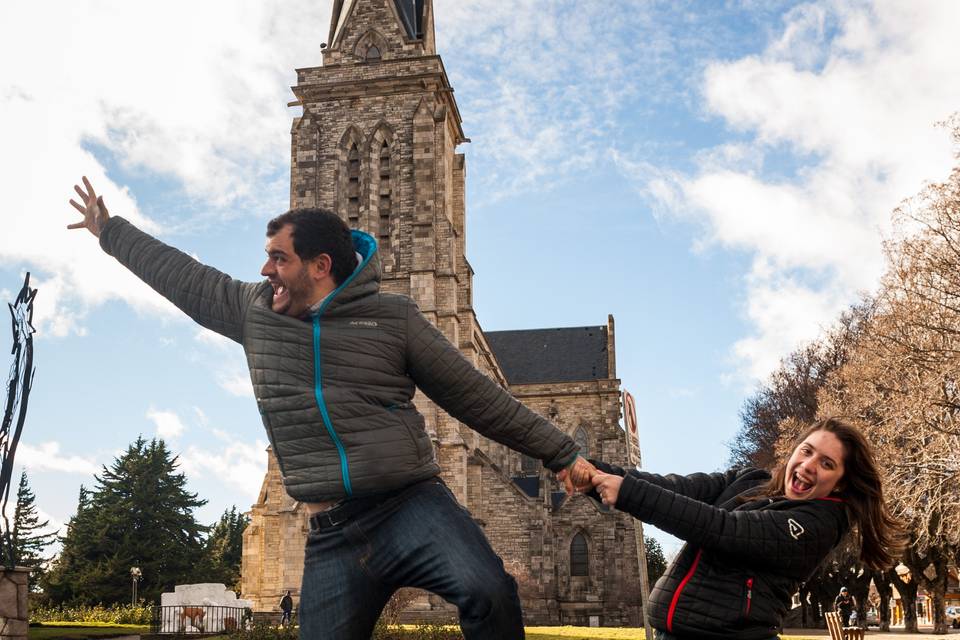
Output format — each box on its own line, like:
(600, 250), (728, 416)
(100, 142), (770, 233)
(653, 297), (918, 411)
(271, 282), (289, 305)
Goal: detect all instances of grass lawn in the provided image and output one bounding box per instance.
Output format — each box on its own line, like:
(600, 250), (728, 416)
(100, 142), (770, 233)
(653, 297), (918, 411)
(28, 622), (149, 640)
(525, 629), (820, 640)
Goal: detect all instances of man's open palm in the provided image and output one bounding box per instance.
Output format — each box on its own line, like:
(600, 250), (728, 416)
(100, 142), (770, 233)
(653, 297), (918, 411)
(68, 176), (109, 237)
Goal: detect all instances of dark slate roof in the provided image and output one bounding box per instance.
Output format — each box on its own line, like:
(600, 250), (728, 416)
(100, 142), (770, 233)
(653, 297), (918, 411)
(512, 476), (540, 499)
(486, 326), (609, 385)
(394, 0), (424, 39)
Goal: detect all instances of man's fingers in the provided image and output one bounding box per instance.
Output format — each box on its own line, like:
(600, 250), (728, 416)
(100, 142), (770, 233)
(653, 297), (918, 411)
(74, 184), (89, 202)
(82, 176), (96, 201)
(97, 195), (109, 216)
(69, 199), (86, 213)
(67, 222), (87, 230)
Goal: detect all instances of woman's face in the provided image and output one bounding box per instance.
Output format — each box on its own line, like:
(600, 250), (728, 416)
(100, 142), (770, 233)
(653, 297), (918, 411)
(784, 429), (846, 500)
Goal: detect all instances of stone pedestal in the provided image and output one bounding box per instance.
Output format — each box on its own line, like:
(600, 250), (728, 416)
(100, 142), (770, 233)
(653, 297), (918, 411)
(0, 567), (29, 640)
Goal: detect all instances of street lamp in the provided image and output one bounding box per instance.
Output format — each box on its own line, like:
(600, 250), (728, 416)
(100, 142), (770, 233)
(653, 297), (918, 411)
(130, 567), (142, 606)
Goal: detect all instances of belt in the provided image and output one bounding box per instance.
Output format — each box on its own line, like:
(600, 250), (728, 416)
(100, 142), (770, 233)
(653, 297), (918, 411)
(307, 479), (434, 531)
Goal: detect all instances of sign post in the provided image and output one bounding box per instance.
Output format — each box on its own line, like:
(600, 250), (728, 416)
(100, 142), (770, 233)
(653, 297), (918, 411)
(623, 390), (653, 639)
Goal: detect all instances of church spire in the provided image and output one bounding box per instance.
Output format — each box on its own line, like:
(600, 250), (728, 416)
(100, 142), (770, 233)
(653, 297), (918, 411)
(325, 0), (435, 65)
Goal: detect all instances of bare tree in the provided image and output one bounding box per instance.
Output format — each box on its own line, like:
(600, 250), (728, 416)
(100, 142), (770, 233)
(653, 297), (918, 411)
(819, 116), (960, 634)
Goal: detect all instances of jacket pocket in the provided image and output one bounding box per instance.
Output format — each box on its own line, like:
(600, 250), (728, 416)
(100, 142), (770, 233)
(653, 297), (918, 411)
(394, 405), (434, 462)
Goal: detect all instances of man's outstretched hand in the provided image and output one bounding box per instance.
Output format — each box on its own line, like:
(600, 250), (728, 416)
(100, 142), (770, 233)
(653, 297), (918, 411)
(592, 471), (624, 507)
(556, 456), (597, 495)
(68, 176), (110, 238)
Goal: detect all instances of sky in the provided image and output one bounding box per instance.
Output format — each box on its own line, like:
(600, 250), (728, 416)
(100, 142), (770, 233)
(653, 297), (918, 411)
(1, 0), (959, 562)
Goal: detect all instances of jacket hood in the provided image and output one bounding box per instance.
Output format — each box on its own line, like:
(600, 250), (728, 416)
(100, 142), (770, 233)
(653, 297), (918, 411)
(315, 229), (380, 315)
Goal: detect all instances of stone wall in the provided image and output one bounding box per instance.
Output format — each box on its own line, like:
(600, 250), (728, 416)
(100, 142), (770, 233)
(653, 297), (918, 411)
(0, 567), (29, 640)
(240, 0), (644, 627)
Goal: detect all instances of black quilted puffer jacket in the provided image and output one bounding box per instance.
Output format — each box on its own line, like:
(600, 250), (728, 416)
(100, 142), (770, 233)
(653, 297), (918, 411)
(100, 217), (579, 501)
(591, 462), (848, 640)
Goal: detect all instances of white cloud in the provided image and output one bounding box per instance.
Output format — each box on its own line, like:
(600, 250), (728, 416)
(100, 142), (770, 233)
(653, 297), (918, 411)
(146, 408), (187, 440)
(433, 0), (685, 201)
(17, 442), (99, 475)
(195, 328), (235, 349)
(627, 0), (960, 383)
(219, 371), (255, 398)
(179, 437), (269, 501)
(37, 507), (68, 538)
(0, 0), (332, 337)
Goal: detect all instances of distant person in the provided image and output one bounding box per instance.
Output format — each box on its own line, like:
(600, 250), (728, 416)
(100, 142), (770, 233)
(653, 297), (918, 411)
(279, 590), (293, 627)
(835, 586), (857, 627)
(588, 418), (904, 640)
(67, 177), (596, 640)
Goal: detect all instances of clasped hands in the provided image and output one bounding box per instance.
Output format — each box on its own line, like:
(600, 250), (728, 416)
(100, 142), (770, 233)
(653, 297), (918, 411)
(556, 457), (623, 507)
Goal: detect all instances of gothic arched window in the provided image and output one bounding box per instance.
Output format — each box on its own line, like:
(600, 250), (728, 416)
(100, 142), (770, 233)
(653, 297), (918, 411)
(378, 140), (392, 249)
(366, 45), (381, 60)
(570, 533), (588, 577)
(347, 144), (360, 227)
(574, 426), (589, 458)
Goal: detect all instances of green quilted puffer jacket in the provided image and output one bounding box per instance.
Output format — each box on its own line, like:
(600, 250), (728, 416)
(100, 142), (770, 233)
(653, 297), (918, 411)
(100, 217), (579, 502)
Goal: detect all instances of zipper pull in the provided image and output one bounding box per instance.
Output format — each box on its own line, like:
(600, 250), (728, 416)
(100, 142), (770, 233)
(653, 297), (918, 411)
(745, 578), (754, 617)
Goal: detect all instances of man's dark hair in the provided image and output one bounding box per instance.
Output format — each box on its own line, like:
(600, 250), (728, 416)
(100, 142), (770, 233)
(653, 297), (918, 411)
(266, 208), (358, 285)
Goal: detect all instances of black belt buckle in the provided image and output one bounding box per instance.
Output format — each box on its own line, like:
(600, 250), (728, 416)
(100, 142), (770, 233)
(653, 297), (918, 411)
(309, 505), (351, 531)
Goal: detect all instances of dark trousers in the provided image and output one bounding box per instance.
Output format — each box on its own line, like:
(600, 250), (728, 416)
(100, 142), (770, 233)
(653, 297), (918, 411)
(298, 478), (524, 640)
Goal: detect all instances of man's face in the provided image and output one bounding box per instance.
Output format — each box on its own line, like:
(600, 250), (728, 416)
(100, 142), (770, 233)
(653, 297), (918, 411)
(783, 429), (846, 500)
(261, 224), (317, 317)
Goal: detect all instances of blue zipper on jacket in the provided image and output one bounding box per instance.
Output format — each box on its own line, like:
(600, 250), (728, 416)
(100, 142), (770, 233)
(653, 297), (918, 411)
(313, 315), (353, 496)
(310, 230), (378, 498)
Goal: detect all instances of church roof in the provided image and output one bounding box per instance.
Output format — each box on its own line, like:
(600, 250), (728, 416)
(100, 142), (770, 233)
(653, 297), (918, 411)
(486, 326), (610, 385)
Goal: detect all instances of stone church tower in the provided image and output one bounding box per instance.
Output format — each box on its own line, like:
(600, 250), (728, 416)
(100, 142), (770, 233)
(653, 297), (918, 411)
(241, 0), (644, 625)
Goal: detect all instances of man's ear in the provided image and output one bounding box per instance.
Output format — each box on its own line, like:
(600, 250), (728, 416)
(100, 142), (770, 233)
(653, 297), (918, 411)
(309, 254), (333, 281)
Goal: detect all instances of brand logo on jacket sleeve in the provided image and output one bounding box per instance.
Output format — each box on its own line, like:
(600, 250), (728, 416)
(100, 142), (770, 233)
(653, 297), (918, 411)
(788, 518), (805, 540)
(349, 320), (378, 327)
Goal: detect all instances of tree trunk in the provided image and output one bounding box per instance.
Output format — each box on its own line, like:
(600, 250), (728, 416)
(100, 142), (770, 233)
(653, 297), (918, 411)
(850, 569), (872, 626)
(875, 571), (893, 632)
(891, 568), (920, 633)
(799, 583), (809, 627)
(906, 546), (953, 635)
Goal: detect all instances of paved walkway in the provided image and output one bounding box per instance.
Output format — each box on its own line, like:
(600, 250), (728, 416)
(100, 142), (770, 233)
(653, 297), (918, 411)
(784, 627), (960, 638)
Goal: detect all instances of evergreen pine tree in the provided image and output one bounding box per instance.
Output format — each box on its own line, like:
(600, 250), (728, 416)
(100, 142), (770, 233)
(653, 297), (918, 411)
(203, 506), (249, 591)
(10, 470), (57, 581)
(42, 437), (207, 605)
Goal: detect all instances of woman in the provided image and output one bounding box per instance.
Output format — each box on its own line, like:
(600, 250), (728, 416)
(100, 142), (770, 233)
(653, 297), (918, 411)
(590, 417), (903, 640)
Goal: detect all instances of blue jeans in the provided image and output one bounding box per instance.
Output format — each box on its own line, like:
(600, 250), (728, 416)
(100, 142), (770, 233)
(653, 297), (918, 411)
(299, 478), (525, 640)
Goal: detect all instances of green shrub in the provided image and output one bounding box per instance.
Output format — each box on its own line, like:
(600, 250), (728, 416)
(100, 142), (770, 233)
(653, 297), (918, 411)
(222, 619), (298, 640)
(373, 622), (463, 640)
(29, 603), (153, 625)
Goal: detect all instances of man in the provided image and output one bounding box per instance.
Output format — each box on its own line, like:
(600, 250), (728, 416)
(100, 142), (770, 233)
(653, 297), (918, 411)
(279, 590), (293, 627)
(68, 177), (596, 640)
(834, 586), (857, 627)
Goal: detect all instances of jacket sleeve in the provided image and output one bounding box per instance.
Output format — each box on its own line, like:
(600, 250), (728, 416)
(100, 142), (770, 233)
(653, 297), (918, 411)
(99, 216), (259, 343)
(589, 459), (741, 503)
(404, 301), (578, 471)
(615, 472), (846, 577)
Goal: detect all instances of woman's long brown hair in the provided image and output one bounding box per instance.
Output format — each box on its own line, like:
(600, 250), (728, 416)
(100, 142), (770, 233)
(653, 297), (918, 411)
(760, 418), (906, 569)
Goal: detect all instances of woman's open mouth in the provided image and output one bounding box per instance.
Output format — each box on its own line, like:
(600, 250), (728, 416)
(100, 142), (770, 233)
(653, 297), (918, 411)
(790, 471), (814, 496)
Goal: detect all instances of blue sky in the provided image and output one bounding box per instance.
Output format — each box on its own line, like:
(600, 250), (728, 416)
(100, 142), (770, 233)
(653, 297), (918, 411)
(2, 0), (959, 560)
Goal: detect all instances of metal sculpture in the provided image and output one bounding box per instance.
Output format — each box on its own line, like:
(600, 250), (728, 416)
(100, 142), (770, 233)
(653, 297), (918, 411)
(0, 273), (38, 569)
